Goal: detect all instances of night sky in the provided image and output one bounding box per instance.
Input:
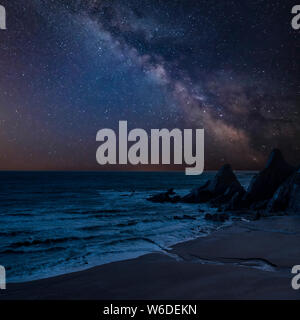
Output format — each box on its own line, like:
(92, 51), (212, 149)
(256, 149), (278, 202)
(0, 0), (299, 171)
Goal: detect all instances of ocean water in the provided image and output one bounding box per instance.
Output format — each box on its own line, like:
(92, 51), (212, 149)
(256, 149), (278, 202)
(0, 171), (254, 282)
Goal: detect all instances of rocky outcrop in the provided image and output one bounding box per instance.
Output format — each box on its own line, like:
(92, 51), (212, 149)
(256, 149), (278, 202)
(244, 149), (295, 204)
(181, 164), (245, 204)
(210, 180), (245, 207)
(250, 200), (269, 210)
(222, 190), (245, 211)
(268, 168), (300, 213)
(287, 169), (300, 213)
(146, 148), (299, 220)
(223, 149), (295, 211)
(180, 180), (211, 203)
(147, 188), (180, 203)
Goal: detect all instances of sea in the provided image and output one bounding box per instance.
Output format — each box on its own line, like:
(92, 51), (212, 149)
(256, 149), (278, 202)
(0, 171), (254, 282)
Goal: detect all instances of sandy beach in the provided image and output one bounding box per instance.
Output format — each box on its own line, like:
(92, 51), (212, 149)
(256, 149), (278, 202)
(1, 215), (300, 300)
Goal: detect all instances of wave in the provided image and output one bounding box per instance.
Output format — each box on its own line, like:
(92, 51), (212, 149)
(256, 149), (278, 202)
(5, 213), (35, 217)
(141, 218), (161, 223)
(105, 236), (166, 250)
(79, 225), (102, 231)
(0, 230), (38, 237)
(9, 234), (103, 248)
(63, 209), (128, 215)
(173, 215), (196, 220)
(0, 246), (66, 255)
(79, 220), (139, 231)
(116, 221), (138, 227)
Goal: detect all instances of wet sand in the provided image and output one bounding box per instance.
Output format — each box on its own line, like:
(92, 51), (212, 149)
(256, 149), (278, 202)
(1, 216), (300, 300)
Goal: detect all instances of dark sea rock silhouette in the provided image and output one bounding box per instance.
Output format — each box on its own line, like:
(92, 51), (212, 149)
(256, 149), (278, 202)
(210, 180), (245, 207)
(147, 188), (180, 203)
(250, 200), (269, 210)
(146, 148), (299, 219)
(181, 164), (244, 204)
(287, 168), (300, 212)
(268, 168), (300, 213)
(244, 149), (295, 204)
(224, 149), (295, 211)
(222, 190), (245, 211)
(180, 180), (212, 203)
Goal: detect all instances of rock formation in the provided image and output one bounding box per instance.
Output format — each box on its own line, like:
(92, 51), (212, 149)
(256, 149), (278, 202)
(181, 164), (245, 204)
(147, 188), (180, 203)
(146, 148), (300, 220)
(223, 149), (295, 211)
(180, 180), (212, 203)
(268, 168), (300, 213)
(244, 149), (295, 204)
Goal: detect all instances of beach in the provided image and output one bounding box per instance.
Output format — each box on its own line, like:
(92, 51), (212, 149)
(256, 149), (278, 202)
(1, 215), (300, 300)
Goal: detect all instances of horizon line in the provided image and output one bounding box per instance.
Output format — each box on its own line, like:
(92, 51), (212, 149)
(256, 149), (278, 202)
(0, 169), (258, 173)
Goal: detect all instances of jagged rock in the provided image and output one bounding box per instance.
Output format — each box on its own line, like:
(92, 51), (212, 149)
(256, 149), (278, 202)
(223, 149), (295, 212)
(181, 164), (244, 204)
(205, 213), (229, 222)
(147, 189), (180, 203)
(267, 177), (292, 212)
(208, 164), (240, 195)
(210, 180), (245, 207)
(268, 168), (300, 213)
(222, 190), (246, 211)
(243, 149), (295, 205)
(180, 180), (211, 203)
(171, 195), (181, 203)
(167, 188), (175, 195)
(287, 168), (300, 213)
(250, 200), (269, 210)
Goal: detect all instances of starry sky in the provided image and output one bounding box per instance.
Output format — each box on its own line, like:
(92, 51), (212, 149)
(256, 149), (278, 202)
(0, 0), (299, 171)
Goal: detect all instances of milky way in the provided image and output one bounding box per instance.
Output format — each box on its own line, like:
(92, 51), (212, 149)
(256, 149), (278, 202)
(0, 0), (299, 170)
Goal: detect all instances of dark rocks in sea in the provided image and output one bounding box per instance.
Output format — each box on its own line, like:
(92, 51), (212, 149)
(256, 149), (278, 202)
(181, 164), (245, 205)
(250, 200), (269, 210)
(244, 149), (295, 204)
(286, 169), (300, 213)
(210, 180), (245, 207)
(268, 168), (300, 213)
(223, 149), (296, 212)
(146, 148), (299, 220)
(147, 188), (180, 203)
(180, 180), (211, 203)
(222, 190), (246, 211)
(205, 213), (229, 222)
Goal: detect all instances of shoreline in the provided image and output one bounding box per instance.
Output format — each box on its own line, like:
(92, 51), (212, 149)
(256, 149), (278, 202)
(4, 219), (231, 284)
(1, 215), (300, 300)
